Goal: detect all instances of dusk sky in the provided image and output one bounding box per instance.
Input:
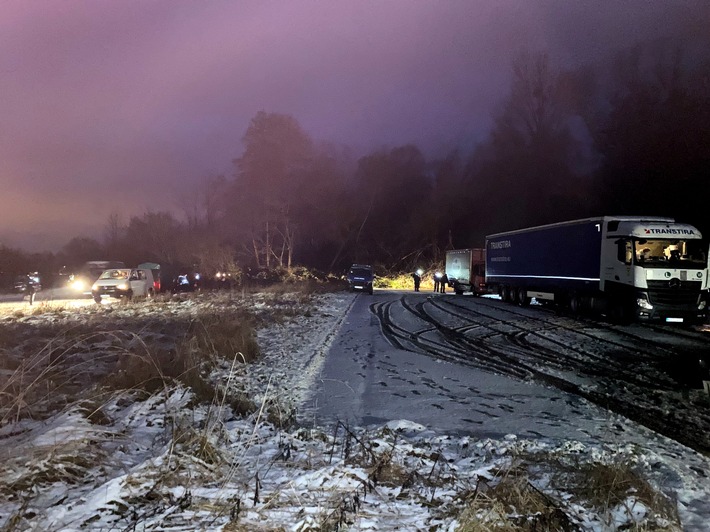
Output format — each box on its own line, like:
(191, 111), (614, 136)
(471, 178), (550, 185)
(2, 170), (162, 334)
(1, 1), (707, 252)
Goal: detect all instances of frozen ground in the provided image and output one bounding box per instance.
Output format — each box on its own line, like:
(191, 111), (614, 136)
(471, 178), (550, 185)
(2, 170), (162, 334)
(0, 289), (709, 530)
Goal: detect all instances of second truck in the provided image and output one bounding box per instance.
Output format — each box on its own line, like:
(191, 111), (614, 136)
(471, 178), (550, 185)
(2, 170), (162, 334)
(445, 248), (487, 295)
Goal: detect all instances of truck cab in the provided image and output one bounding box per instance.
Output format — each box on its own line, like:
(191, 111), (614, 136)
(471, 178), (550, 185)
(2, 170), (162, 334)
(601, 219), (708, 323)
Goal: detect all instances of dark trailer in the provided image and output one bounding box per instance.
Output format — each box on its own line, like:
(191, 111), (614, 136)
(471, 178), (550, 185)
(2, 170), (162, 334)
(486, 218), (603, 301)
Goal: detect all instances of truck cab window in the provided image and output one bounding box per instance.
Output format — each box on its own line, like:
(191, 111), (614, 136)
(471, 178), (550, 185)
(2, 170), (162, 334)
(617, 239), (633, 265)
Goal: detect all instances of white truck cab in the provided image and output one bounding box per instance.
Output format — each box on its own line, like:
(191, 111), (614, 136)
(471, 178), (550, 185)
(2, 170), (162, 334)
(600, 217), (708, 322)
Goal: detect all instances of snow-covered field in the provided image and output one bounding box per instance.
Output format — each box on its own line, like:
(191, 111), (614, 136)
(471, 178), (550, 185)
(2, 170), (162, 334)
(0, 289), (708, 530)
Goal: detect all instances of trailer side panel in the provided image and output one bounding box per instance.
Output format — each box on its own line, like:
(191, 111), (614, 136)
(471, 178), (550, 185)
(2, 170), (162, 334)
(486, 220), (603, 293)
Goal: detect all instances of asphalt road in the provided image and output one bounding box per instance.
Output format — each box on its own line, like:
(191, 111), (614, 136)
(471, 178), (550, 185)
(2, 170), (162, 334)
(307, 289), (710, 454)
(0, 287), (95, 313)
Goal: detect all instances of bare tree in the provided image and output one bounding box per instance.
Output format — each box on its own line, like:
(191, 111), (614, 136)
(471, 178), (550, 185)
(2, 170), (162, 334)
(104, 211), (124, 254)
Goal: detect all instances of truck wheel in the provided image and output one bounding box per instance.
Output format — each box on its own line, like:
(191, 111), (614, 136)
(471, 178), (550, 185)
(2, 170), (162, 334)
(507, 285), (518, 304)
(518, 287), (530, 307)
(570, 294), (581, 315)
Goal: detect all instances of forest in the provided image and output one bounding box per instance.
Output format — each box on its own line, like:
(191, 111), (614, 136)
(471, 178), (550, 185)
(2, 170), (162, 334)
(2, 43), (709, 287)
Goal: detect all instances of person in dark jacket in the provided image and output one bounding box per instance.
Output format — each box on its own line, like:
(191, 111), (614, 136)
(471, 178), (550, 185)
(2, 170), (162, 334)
(26, 272), (41, 305)
(433, 272), (442, 292)
(440, 273), (448, 293)
(411, 271), (421, 292)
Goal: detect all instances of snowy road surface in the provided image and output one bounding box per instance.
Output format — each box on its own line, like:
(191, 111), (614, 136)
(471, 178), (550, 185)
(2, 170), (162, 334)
(307, 292), (605, 441)
(307, 291), (710, 447)
(305, 289), (710, 528)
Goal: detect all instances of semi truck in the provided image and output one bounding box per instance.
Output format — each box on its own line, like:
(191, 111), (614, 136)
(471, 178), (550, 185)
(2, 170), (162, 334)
(485, 216), (709, 323)
(445, 248), (487, 295)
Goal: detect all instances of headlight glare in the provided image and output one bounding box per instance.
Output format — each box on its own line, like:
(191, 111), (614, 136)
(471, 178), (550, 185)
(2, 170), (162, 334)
(637, 297), (653, 310)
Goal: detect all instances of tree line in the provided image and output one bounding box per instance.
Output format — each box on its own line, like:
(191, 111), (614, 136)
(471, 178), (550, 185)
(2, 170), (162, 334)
(2, 41), (709, 288)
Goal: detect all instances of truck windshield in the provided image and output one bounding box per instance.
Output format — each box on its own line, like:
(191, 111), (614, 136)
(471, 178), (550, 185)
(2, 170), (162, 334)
(634, 239), (707, 268)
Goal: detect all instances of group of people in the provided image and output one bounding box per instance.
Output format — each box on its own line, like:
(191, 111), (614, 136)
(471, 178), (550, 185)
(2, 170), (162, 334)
(411, 270), (448, 293)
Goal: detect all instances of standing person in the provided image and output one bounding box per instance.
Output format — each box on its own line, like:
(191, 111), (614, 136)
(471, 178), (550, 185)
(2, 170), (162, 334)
(411, 271), (421, 292)
(440, 273), (448, 293)
(27, 272), (41, 305)
(433, 272), (441, 292)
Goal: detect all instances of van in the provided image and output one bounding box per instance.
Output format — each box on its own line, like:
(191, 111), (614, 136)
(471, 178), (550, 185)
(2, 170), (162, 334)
(91, 268), (155, 303)
(69, 261), (126, 294)
(347, 264), (375, 294)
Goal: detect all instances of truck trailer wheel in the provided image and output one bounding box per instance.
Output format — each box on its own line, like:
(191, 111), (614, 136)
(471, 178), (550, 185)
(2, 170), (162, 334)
(500, 285), (510, 303)
(517, 287), (531, 307)
(506, 285), (517, 304)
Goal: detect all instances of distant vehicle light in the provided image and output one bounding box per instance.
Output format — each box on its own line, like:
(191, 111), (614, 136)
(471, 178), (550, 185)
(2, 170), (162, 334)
(72, 280), (86, 291)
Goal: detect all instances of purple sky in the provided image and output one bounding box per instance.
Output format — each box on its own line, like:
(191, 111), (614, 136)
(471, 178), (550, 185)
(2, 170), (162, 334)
(1, 1), (707, 252)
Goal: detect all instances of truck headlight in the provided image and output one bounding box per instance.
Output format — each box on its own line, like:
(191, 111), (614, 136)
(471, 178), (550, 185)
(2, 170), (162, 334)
(699, 300), (707, 310)
(72, 280), (86, 291)
(117, 282), (129, 290)
(637, 297), (654, 310)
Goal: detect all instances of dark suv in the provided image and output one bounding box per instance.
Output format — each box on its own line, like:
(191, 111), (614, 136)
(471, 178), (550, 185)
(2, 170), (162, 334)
(347, 264), (375, 294)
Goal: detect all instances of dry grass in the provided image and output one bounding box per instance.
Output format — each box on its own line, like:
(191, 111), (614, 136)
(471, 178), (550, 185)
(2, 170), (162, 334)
(374, 272), (439, 291)
(553, 458), (681, 528)
(455, 454), (681, 531)
(457, 473), (572, 531)
(0, 303), (262, 424)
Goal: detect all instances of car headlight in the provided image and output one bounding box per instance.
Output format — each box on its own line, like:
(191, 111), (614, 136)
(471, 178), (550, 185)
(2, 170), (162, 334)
(117, 282), (129, 290)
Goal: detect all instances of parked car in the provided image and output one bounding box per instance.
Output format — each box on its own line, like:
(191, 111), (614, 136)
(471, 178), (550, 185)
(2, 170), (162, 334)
(347, 264), (375, 294)
(91, 268), (155, 303)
